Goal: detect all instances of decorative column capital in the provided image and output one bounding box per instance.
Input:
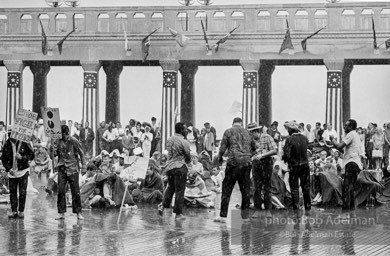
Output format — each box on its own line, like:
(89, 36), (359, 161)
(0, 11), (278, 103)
(324, 58), (345, 71)
(81, 60), (101, 72)
(103, 61), (124, 77)
(160, 60), (180, 72)
(30, 61), (51, 76)
(4, 60), (25, 72)
(179, 62), (198, 75)
(240, 60), (260, 71)
(259, 60), (275, 74)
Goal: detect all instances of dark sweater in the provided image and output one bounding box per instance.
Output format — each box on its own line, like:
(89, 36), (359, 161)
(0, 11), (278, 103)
(282, 133), (309, 168)
(1, 139), (35, 171)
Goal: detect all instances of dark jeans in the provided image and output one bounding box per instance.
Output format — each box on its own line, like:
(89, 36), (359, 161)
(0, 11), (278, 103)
(342, 162), (360, 211)
(289, 164), (311, 210)
(252, 158), (273, 210)
(57, 166), (81, 214)
(9, 172), (29, 213)
(162, 165), (188, 215)
(220, 163), (251, 219)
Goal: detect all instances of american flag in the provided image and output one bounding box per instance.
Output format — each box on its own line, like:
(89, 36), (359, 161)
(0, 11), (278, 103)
(7, 72), (21, 88)
(84, 72), (97, 88)
(163, 72), (176, 88)
(243, 72), (257, 88)
(327, 71), (341, 88)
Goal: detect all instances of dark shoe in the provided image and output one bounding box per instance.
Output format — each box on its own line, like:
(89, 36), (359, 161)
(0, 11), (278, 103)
(55, 213), (65, 220)
(18, 212), (24, 219)
(8, 212), (18, 219)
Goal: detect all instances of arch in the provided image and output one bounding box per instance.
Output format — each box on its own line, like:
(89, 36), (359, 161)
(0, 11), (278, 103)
(98, 13), (110, 32)
(258, 11), (270, 17)
(39, 13), (50, 20)
(195, 11), (206, 18)
(152, 12), (163, 18)
(296, 10), (308, 16)
(133, 12), (146, 19)
(116, 13), (127, 19)
(231, 11), (244, 17)
(214, 11), (225, 18)
(315, 10), (328, 16)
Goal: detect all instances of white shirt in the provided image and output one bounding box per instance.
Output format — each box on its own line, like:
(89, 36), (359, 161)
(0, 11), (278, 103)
(0, 129), (7, 147)
(306, 130), (315, 143)
(141, 132), (153, 143)
(342, 130), (362, 169)
(103, 129), (117, 141)
(38, 125), (48, 143)
(322, 129), (338, 142)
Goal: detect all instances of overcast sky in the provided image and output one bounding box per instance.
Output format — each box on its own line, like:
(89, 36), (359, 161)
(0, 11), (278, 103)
(0, 0), (389, 136)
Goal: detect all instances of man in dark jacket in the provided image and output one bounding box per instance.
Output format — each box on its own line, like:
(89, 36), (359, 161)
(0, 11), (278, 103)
(1, 129), (35, 218)
(80, 121), (95, 159)
(282, 121), (311, 212)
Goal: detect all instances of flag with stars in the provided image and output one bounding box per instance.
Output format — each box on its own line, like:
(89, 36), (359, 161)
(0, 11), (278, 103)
(243, 72), (257, 88)
(327, 71), (341, 88)
(7, 72), (21, 88)
(163, 72), (176, 88)
(84, 72), (98, 88)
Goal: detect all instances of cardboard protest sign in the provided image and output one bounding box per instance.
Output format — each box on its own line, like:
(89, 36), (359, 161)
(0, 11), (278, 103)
(121, 156), (149, 180)
(41, 107), (61, 139)
(11, 109), (38, 142)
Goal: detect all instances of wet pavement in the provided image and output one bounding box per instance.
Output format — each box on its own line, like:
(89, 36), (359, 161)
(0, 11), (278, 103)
(1, 189), (390, 255)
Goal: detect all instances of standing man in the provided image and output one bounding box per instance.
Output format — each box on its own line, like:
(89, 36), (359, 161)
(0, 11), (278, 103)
(282, 121), (311, 212)
(159, 122), (191, 220)
(267, 121), (281, 144)
(0, 121), (7, 150)
(1, 128), (35, 218)
(54, 125), (86, 220)
(204, 122), (217, 143)
(214, 117), (253, 223)
(313, 122), (323, 143)
(322, 123), (338, 144)
(249, 123), (278, 219)
(96, 121), (106, 155)
(331, 119), (362, 213)
(80, 121), (95, 159)
(306, 124), (315, 144)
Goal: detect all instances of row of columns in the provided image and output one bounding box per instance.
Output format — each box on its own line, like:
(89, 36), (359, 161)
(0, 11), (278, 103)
(2, 58), (352, 150)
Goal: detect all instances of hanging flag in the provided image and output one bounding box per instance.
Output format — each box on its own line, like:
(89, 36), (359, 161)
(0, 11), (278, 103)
(386, 39), (390, 49)
(57, 15), (76, 54)
(279, 18), (294, 54)
(200, 20), (211, 53)
(84, 72), (98, 89)
(168, 28), (190, 47)
(39, 19), (48, 55)
(122, 20), (130, 52)
(142, 27), (159, 62)
(372, 16), (378, 49)
(214, 25), (239, 52)
(7, 72), (21, 88)
(327, 71), (342, 89)
(301, 26), (326, 53)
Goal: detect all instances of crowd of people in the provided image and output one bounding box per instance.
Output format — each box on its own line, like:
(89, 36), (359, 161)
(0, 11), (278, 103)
(0, 116), (389, 222)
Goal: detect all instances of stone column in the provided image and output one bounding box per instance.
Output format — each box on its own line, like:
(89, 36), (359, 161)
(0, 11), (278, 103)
(103, 61), (123, 123)
(179, 62), (198, 126)
(240, 60), (260, 126)
(30, 61), (50, 119)
(4, 60), (25, 126)
(81, 60), (101, 148)
(160, 60), (180, 150)
(324, 58), (345, 140)
(258, 61), (275, 126)
(342, 62), (353, 125)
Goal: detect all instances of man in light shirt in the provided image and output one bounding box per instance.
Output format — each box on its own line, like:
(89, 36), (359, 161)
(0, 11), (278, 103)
(322, 123), (338, 143)
(306, 124), (315, 143)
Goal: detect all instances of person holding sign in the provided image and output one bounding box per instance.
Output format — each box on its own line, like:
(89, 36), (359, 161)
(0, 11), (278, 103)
(1, 128), (35, 219)
(54, 125), (86, 220)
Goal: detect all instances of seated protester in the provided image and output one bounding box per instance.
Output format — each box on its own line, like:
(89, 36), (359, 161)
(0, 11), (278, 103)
(270, 161), (289, 210)
(313, 156), (343, 206)
(190, 153), (204, 178)
(309, 160), (320, 201)
(315, 151), (328, 169)
(100, 150), (113, 174)
(88, 173), (117, 208)
(355, 170), (384, 207)
(333, 151), (344, 178)
(87, 155), (102, 173)
(30, 144), (52, 190)
(132, 159), (163, 204)
(184, 163), (211, 208)
(110, 149), (120, 166)
(112, 153), (126, 175)
(81, 172), (135, 208)
(0, 155), (9, 194)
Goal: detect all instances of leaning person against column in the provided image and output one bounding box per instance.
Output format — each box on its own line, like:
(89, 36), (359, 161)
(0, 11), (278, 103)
(330, 119), (362, 216)
(1, 127), (35, 219)
(53, 125), (86, 220)
(249, 123), (278, 219)
(158, 122), (191, 220)
(282, 121), (311, 213)
(214, 117), (254, 223)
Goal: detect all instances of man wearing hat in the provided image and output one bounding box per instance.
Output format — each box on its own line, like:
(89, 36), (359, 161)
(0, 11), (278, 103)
(267, 121), (281, 144)
(282, 121), (311, 212)
(249, 123), (278, 218)
(214, 117), (253, 223)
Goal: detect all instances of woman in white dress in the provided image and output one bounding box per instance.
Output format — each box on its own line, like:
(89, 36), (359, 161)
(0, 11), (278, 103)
(141, 125), (153, 158)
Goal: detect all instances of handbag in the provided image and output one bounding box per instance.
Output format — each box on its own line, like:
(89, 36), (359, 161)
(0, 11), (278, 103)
(372, 149), (383, 158)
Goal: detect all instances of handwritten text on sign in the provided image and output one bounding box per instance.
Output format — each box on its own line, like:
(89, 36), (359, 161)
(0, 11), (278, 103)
(11, 109), (38, 142)
(41, 107), (61, 139)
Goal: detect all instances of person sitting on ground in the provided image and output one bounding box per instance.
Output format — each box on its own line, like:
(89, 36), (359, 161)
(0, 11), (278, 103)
(315, 151), (328, 169)
(190, 153), (204, 178)
(132, 159), (163, 204)
(334, 151), (344, 177)
(270, 161), (289, 210)
(87, 173), (117, 208)
(30, 144), (52, 190)
(112, 153), (126, 175)
(100, 150), (113, 174)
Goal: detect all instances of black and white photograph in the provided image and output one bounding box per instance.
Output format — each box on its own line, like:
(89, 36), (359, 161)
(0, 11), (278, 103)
(0, 0), (390, 255)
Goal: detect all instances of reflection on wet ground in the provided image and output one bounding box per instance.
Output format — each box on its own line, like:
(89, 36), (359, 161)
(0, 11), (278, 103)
(1, 189), (390, 255)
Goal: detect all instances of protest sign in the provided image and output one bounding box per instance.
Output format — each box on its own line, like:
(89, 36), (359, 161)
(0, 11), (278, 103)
(41, 107), (61, 139)
(122, 156), (149, 180)
(11, 109), (38, 142)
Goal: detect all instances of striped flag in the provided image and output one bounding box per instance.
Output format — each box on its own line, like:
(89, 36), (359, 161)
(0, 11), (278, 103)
(326, 71), (342, 137)
(214, 26), (239, 52)
(301, 26), (326, 53)
(279, 18), (294, 54)
(39, 19), (48, 55)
